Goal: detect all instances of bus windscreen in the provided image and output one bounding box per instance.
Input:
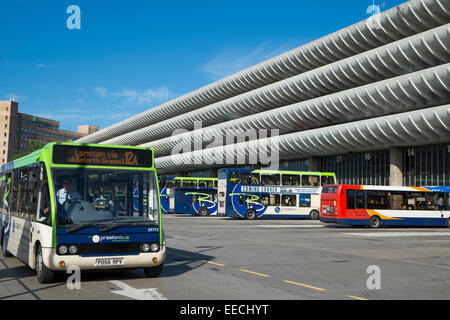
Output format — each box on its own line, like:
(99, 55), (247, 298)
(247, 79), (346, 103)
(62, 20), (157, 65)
(52, 145), (153, 167)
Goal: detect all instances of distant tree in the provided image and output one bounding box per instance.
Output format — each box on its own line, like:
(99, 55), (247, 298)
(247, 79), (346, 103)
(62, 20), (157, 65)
(10, 140), (47, 161)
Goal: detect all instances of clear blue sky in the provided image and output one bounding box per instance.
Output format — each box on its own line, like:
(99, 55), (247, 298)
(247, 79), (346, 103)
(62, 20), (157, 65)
(0, 0), (406, 132)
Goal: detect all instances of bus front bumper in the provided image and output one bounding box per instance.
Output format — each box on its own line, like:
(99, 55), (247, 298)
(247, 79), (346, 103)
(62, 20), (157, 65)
(43, 244), (166, 271)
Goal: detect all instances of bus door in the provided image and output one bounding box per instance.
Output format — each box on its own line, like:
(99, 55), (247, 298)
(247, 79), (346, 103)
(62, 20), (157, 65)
(169, 188), (176, 212)
(355, 190), (366, 216)
(346, 189), (366, 217)
(435, 192), (449, 215)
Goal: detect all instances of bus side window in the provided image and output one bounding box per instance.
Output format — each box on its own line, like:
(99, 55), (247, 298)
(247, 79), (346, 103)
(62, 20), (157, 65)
(302, 175), (320, 187)
(299, 194), (311, 207)
(28, 165), (40, 221)
(435, 194), (446, 211)
(261, 174), (280, 186)
(367, 191), (388, 210)
(389, 192), (405, 210)
(321, 175), (336, 186)
(269, 194), (280, 206)
(261, 194), (269, 206)
(282, 195), (296, 207)
(282, 174), (300, 186)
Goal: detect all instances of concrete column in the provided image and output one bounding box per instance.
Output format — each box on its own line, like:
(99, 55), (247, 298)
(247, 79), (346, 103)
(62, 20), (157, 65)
(389, 147), (404, 186)
(308, 156), (320, 172)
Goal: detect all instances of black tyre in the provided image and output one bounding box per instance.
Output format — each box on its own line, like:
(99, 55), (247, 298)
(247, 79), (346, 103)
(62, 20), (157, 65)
(245, 209), (257, 220)
(1, 230), (12, 257)
(447, 218), (450, 228)
(35, 245), (55, 284)
(309, 210), (320, 220)
(368, 216), (382, 229)
(143, 264), (163, 278)
(198, 207), (209, 216)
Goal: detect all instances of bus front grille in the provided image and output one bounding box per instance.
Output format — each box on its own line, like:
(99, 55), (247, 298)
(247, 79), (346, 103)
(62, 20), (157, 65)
(79, 243), (141, 256)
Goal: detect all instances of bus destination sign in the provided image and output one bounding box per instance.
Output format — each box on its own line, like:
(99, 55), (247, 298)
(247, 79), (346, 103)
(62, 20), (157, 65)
(52, 145), (153, 167)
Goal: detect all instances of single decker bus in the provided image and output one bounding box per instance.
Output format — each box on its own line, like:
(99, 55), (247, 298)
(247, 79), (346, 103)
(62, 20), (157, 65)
(320, 184), (450, 228)
(161, 177), (218, 215)
(0, 142), (165, 283)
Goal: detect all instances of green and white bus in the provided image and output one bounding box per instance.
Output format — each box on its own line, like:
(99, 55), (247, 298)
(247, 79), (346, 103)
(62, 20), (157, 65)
(0, 142), (165, 283)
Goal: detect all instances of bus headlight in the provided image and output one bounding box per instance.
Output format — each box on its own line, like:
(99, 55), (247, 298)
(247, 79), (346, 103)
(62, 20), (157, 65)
(141, 243), (150, 252)
(69, 245), (78, 254)
(58, 245), (68, 255)
(150, 243), (159, 252)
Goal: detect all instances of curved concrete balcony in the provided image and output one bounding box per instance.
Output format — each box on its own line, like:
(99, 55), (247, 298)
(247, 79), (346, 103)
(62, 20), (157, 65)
(142, 63), (450, 157)
(77, 0), (449, 144)
(102, 25), (450, 146)
(154, 104), (450, 171)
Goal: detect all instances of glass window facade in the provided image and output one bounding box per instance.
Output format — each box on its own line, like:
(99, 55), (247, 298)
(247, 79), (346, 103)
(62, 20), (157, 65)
(404, 143), (450, 187)
(320, 150), (390, 185)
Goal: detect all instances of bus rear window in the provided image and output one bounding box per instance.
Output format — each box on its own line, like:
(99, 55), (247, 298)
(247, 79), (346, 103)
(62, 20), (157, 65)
(322, 186), (337, 194)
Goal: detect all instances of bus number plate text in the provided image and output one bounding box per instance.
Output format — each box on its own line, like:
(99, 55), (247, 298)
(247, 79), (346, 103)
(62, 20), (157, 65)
(95, 258), (124, 267)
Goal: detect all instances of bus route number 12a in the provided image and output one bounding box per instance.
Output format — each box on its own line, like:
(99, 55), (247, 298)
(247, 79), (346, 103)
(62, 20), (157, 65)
(125, 152), (138, 166)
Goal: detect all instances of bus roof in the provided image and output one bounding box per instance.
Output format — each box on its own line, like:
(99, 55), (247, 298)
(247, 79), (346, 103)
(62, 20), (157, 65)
(218, 168), (335, 176)
(336, 185), (450, 193)
(173, 177), (218, 181)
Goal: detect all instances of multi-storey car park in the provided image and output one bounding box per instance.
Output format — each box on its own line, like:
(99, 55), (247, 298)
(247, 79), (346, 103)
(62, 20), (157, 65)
(77, 0), (450, 187)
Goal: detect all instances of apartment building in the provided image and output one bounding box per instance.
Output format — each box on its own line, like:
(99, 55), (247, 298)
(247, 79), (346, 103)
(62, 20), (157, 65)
(0, 100), (98, 164)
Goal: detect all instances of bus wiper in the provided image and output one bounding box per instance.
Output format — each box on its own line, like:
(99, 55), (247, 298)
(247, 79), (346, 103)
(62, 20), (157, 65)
(99, 221), (157, 233)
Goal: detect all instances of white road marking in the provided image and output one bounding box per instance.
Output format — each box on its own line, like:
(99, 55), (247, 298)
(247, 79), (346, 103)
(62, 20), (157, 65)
(109, 280), (167, 300)
(343, 232), (450, 238)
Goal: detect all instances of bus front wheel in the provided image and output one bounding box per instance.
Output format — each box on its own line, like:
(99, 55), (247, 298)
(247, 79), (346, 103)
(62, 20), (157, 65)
(245, 209), (257, 220)
(446, 218), (450, 228)
(368, 216), (382, 229)
(309, 210), (320, 220)
(143, 264), (163, 278)
(35, 245), (55, 284)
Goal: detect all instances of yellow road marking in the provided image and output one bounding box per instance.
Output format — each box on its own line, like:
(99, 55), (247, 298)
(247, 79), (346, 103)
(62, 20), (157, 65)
(347, 295), (368, 300)
(205, 260), (225, 267)
(240, 269), (270, 277)
(283, 280), (325, 292)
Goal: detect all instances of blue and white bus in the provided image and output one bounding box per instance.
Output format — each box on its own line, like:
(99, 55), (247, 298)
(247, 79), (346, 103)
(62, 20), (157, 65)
(174, 186), (218, 216)
(160, 177), (218, 214)
(218, 168), (336, 219)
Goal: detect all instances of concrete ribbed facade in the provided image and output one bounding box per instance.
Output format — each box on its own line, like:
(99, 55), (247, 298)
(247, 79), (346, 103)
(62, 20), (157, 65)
(77, 0), (450, 186)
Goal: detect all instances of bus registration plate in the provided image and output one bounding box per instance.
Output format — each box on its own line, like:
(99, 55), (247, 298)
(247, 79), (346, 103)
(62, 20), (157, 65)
(95, 258), (124, 266)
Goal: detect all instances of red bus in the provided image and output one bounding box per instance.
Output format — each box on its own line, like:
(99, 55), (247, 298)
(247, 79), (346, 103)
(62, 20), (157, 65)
(320, 185), (450, 228)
